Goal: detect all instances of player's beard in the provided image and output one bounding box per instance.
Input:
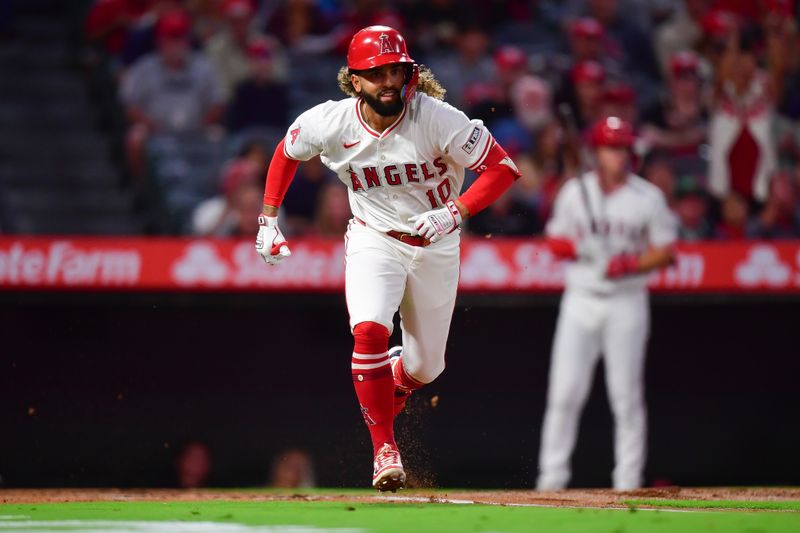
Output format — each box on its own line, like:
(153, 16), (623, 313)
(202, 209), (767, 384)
(361, 89), (404, 117)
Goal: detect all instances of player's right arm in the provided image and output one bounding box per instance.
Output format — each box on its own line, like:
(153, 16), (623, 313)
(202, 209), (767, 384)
(256, 104), (326, 265)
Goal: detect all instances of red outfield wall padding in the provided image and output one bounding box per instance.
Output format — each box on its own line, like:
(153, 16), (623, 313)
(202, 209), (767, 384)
(0, 237), (799, 293)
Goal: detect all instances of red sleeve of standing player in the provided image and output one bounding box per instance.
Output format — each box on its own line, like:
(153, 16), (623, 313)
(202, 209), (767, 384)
(457, 142), (521, 216)
(262, 139), (300, 207)
(545, 237), (578, 260)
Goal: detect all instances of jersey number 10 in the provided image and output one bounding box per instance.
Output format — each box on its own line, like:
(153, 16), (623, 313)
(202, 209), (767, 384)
(425, 179), (452, 209)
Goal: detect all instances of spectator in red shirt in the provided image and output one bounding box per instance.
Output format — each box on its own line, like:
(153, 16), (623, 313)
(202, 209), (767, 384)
(715, 191), (750, 240)
(708, 21), (789, 203)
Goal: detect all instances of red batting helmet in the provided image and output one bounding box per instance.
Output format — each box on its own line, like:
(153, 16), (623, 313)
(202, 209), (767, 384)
(591, 116), (635, 148)
(347, 25), (414, 71)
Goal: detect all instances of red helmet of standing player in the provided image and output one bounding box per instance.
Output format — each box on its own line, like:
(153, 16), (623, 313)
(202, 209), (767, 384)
(347, 25), (415, 71)
(590, 116), (635, 149)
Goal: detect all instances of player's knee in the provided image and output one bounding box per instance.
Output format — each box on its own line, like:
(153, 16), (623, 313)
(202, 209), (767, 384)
(547, 390), (583, 414)
(403, 354), (445, 384)
(609, 390), (644, 418)
(352, 321), (390, 354)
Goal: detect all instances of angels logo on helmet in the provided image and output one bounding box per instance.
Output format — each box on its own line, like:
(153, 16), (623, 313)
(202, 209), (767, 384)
(378, 32), (393, 55)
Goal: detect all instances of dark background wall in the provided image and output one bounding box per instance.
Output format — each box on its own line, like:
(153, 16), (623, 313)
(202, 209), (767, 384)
(1, 293), (798, 489)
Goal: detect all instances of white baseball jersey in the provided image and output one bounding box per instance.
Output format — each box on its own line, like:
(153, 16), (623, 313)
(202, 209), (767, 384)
(539, 171), (674, 491)
(282, 92), (495, 233)
(546, 171), (677, 294)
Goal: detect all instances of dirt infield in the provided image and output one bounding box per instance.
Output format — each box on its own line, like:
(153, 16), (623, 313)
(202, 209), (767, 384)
(2, 487), (799, 509)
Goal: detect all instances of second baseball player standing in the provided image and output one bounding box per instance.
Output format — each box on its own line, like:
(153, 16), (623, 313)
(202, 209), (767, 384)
(255, 26), (520, 491)
(538, 117), (677, 490)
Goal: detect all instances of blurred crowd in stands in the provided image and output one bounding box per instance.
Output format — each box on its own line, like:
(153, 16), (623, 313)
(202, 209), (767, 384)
(172, 440), (315, 488)
(83, 0), (800, 239)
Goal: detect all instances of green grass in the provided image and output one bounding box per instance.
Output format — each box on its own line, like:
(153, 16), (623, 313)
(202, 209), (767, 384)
(2, 500), (800, 533)
(626, 499), (800, 511)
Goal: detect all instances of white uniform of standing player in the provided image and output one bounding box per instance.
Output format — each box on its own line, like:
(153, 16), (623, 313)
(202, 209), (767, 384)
(537, 117), (677, 491)
(255, 26), (520, 491)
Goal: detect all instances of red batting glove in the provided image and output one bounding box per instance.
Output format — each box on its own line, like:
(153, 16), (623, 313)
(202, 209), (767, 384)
(605, 254), (640, 279)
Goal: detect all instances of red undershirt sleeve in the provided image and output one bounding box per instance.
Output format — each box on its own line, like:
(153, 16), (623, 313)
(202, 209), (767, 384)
(262, 139), (300, 207)
(544, 237), (578, 260)
(457, 143), (521, 216)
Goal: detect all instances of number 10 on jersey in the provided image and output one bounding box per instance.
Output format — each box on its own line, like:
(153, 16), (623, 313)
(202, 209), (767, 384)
(426, 179), (452, 208)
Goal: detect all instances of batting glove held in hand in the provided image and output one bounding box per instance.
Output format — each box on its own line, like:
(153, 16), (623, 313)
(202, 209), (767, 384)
(255, 215), (291, 266)
(605, 253), (640, 279)
(408, 200), (462, 243)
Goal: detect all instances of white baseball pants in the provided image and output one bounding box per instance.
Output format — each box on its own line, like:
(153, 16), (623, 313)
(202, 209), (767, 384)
(344, 220), (460, 384)
(537, 288), (650, 490)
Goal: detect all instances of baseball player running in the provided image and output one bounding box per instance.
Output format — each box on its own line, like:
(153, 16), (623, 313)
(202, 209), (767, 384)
(255, 26), (520, 491)
(537, 117), (677, 491)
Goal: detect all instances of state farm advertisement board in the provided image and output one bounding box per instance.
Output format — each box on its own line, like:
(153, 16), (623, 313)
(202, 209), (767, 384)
(1, 237), (799, 293)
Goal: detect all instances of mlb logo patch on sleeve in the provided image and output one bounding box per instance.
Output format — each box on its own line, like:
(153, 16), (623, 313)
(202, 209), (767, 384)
(462, 126), (482, 154)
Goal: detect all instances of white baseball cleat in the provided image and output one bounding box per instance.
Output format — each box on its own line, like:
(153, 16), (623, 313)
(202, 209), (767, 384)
(536, 474), (568, 492)
(372, 443), (406, 492)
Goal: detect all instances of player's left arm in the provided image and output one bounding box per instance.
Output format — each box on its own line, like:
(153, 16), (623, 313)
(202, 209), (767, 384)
(409, 104), (520, 241)
(607, 245), (675, 278)
(409, 142), (520, 242)
(606, 191), (678, 278)
(455, 142), (521, 219)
